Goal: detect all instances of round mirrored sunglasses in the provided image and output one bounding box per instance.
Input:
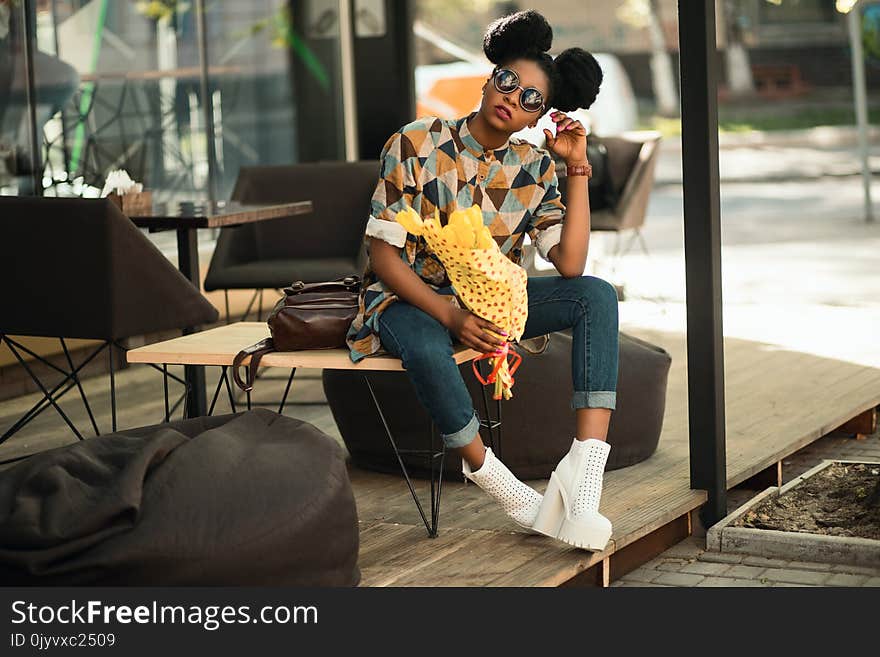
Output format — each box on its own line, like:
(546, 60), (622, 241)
(492, 68), (546, 113)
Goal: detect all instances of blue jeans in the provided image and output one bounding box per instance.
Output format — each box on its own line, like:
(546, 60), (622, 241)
(376, 275), (619, 449)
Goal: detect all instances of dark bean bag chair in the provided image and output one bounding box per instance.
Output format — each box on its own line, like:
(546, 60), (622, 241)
(323, 332), (670, 480)
(0, 409), (360, 586)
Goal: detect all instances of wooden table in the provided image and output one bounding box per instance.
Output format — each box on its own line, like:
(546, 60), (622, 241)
(127, 321), (479, 370)
(128, 322), (482, 538)
(128, 200), (313, 418)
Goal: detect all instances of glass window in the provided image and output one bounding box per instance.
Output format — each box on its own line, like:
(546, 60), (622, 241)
(3, 0), (349, 202)
(0, 0), (42, 196)
(205, 1), (347, 199)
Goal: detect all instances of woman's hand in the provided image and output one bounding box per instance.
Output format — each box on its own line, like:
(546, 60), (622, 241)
(445, 308), (508, 354)
(543, 111), (588, 165)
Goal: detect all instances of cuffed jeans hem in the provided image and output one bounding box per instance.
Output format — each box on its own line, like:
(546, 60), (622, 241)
(440, 411), (481, 449)
(571, 391), (617, 411)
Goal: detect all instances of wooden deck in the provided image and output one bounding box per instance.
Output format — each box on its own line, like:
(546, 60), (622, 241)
(2, 302), (879, 586)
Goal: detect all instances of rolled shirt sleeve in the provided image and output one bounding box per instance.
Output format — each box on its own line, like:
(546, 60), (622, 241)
(528, 155), (566, 261)
(364, 131), (421, 248)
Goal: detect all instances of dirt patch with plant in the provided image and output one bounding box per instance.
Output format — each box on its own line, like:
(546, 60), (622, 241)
(732, 462), (880, 541)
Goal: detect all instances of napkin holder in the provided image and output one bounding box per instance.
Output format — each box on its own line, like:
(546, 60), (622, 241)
(107, 190), (153, 216)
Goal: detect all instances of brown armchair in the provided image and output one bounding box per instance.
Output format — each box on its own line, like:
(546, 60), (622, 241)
(204, 161), (380, 320)
(583, 131), (662, 233)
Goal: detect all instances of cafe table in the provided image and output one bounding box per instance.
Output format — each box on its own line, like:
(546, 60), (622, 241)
(127, 200), (313, 417)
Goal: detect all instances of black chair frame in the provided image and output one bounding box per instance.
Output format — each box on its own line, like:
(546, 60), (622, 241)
(0, 335), (189, 462)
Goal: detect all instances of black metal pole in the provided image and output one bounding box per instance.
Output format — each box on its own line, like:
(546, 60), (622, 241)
(109, 341), (117, 432)
(195, 0), (218, 203)
(677, 0), (727, 528)
(163, 364), (171, 421)
(177, 227), (208, 417)
(22, 0), (43, 195)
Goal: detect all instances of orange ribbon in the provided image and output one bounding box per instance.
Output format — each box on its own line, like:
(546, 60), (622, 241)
(471, 342), (523, 400)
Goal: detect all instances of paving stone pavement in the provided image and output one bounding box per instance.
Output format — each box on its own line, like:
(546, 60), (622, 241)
(612, 424), (880, 588)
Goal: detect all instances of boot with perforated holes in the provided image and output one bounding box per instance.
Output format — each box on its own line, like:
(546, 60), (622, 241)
(530, 438), (613, 551)
(462, 446), (543, 531)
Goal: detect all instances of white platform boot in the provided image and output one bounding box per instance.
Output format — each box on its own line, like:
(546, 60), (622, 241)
(462, 447), (543, 531)
(531, 438), (613, 551)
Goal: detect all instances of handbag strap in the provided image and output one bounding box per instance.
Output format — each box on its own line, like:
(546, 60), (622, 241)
(232, 337), (276, 392)
(284, 275), (360, 296)
(517, 333), (551, 355)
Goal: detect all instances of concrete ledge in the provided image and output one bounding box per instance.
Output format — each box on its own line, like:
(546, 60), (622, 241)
(707, 460), (880, 569)
(778, 460), (837, 495)
(706, 485), (777, 552)
(720, 527), (880, 569)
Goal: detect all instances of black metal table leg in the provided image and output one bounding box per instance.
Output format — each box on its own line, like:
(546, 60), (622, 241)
(155, 363), (191, 421)
(176, 227), (208, 417)
(208, 366), (226, 415)
(495, 396), (503, 459)
(109, 342), (117, 431)
(163, 364), (171, 421)
(476, 360), (504, 459)
(429, 422), (447, 537)
(278, 368), (296, 413)
(364, 374), (445, 538)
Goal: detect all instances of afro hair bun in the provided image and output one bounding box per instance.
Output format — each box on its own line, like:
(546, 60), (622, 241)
(482, 9), (552, 65)
(552, 47), (604, 111)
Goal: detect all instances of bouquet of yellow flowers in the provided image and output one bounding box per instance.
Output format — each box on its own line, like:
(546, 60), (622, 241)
(395, 204), (528, 400)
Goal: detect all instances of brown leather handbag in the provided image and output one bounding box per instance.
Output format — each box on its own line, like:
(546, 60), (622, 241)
(232, 276), (361, 391)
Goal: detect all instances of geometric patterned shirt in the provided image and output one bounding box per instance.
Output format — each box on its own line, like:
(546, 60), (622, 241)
(346, 111), (566, 363)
